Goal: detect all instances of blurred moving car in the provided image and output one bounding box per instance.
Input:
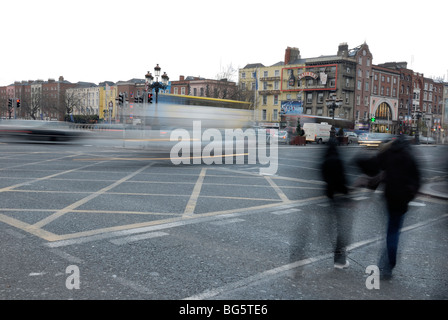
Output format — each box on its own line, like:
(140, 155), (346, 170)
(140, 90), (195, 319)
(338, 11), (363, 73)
(272, 130), (289, 144)
(0, 120), (87, 142)
(344, 131), (358, 144)
(358, 132), (397, 147)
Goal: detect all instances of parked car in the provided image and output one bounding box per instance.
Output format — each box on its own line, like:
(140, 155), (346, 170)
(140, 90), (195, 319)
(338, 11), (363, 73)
(358, 132), (397, 148)
(344, 131), (358, 144)
(419, 135), (436, 144)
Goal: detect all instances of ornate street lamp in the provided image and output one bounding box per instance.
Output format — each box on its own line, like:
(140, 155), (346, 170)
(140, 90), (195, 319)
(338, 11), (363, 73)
(145, 64), (169, 104)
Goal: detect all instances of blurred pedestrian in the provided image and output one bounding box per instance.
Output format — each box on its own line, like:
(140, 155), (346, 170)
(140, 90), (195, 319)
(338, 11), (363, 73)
(355, 136), (421, 279)
(321, 137), (351, 269)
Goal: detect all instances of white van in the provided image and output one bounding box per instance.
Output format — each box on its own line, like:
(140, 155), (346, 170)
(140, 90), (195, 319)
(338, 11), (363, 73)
(303, 122), (332, 144)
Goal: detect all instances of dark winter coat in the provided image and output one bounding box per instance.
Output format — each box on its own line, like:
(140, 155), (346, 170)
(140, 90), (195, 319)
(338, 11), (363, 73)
(321, 139), (348, 199)
(356, 136), (421, 215)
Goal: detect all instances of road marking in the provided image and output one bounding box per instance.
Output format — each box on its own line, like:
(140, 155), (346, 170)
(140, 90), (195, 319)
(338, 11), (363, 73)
(271, 208), (302, 215)
(109, 231), (169, 245)
(49, 249), (83, 264)
(352, 196), (370, 201)
(183, 168), (207, 217)
(264, 176), (289, 202)
(31, 163), (154, 228)
(210, 218), (245, 226)
(409, 201), (426, 207)
(184, 213), (448, 300)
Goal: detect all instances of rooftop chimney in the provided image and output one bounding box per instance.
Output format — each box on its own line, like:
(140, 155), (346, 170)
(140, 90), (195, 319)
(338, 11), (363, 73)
(337, 42), (349, 57)
(285, 47), (300, 65)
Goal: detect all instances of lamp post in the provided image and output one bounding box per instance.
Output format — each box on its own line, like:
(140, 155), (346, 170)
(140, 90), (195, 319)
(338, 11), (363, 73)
(414, 110), (423, 145)
(145, 64), (169, 104)
(325, 96), (342, 137)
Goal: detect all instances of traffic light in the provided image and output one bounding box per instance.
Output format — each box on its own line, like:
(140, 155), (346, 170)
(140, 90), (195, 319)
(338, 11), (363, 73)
(148, 93), (153, 104)
(118, 93), (124, 106)
(139, 96), (143, 103)
(8, 98), (12, 108)
(16, 99), (20, 108)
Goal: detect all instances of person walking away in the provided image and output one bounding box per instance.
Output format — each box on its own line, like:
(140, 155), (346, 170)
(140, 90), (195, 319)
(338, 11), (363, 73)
(355, 136), (421, 279)
(321, 138), (351, 269)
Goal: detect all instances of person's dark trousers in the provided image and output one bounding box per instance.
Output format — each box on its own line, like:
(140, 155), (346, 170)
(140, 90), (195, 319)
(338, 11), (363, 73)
(380, 209), (405, 278)
(332, 196), (351, 264)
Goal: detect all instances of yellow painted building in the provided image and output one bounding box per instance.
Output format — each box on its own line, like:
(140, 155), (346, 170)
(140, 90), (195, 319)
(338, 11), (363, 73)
(239, 61), (305, 126)
(100, 85), (118, 122)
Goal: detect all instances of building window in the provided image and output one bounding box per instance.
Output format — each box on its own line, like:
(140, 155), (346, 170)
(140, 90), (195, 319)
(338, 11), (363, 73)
(357, 80), (362, 90)
(358, 69), (362, 77)
(241, 83), (246, 91)
(365, 82), (369, 91)
(356, 110), (360, 120)
(174, 88), (178, 95)
(274, 81), (279, 90)
(286, 94), (291, 100)
(274, 70), (280, 77)
(241, 72), (246, 79)
(200, 88), (204, 96)
(346, 78), (350, 87)
(262, 95), (267, 105)
(317, 93), (324, 103)
(262, 109), (267, 120)
(263, 71), (268, 77)
(317, 107), (323, 116)
(181, 87), (185, 95)
(274, 95), (279, 105)
(273, 109), (278, 121)
(306, 93), (313, 104)
(263, 82), (268, 90)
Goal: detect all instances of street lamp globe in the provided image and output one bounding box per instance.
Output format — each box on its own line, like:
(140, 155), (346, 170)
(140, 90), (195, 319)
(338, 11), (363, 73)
(161, 72), (169, 86)
(145, 71), (154, 85)
(154, 64), (161, 78)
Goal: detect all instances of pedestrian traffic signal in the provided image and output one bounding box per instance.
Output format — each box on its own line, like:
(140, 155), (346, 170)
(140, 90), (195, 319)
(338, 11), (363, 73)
(16, 99), (20, 108)
(370, 117), (376, 122)
(148, 93), (153, 104)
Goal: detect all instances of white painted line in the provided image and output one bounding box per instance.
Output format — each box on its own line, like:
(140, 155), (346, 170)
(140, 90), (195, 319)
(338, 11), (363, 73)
(49, 249), (83, 264)
(271, 208), (302, 215)
(109, 231), (168, 245)
(211, 218), (245, 226)
(409, 201), (426, 207)
(352, 196), (370, 201)
(184, 213), (448, 300)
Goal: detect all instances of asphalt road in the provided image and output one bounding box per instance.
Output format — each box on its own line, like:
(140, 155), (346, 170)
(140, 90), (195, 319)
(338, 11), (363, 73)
(1, 137), (447, 304)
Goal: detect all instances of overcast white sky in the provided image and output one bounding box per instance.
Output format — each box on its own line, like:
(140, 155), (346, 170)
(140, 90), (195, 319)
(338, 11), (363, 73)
(1, 0), (447, 86)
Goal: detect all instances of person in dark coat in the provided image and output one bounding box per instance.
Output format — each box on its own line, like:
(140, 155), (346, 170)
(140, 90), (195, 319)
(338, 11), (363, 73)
(355, 135), (421, 278)
(321, 137), (351, 268)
